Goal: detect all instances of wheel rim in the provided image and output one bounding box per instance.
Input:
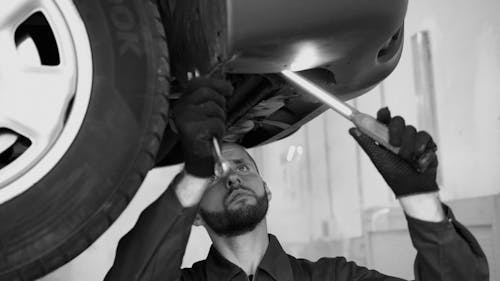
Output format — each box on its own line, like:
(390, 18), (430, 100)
(0, 0), (93, 204)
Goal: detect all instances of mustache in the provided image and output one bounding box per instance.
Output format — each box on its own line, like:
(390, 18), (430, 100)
(224, 185), (256, 204)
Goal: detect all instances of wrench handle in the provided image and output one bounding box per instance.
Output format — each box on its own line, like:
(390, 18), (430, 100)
(351, 112), (435, 173)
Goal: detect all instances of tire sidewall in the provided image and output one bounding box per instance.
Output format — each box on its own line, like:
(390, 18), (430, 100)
(0, 0), (167, 279)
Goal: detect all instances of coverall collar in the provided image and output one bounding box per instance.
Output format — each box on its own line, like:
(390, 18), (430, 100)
(206, 234), (294, 281)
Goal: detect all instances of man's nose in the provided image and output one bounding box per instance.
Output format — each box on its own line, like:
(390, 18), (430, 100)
(225, 173), (242, 190)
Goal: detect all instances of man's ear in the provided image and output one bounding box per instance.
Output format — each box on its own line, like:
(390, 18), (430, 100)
(193, 213), (204, 227)
(264, 181), (272, 201)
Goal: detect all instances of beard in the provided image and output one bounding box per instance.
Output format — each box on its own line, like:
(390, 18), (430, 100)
(199, 187), (269, 237)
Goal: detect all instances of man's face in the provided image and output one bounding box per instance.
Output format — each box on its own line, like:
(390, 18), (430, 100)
(198, 143), (269, 237)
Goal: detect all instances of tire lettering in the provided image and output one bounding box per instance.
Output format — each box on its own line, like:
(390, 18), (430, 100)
(107, 2), (142, 56)
(117, 32), (140, 56)
(110, 6), (134, 30)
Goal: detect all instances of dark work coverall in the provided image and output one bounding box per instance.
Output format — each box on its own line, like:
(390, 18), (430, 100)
(105, 173), (489, 281)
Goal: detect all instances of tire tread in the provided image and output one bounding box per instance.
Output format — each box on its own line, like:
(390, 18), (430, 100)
(1, 0), (171, 279)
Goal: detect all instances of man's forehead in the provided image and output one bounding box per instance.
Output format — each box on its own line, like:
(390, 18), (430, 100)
(221, 143), (260, 173)
(221, 143), (254, 163)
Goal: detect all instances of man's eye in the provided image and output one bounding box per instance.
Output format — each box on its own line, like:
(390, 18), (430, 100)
(237, 165), (249, 172)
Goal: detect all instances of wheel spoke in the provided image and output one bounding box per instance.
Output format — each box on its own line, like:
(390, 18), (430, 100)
(0, 30), (20, 70)
(0, 132), (18, 154)
(0, 65), (76, 145)
(0, 0), (39, 31)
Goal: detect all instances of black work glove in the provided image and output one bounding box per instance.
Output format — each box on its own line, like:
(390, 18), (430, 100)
(349, 107), (439, 197)
(172, 77), (233, 178)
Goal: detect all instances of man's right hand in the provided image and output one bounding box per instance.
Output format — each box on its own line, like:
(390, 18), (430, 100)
(172, 77), (233, 178)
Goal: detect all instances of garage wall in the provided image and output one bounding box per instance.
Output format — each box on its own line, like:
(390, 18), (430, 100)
(386, 0), (500, 200)
(257, 0), (500, 259)
(40, 1), (500, 280)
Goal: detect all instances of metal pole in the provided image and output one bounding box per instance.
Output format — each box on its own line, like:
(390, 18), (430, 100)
(411, 31), (443, 183)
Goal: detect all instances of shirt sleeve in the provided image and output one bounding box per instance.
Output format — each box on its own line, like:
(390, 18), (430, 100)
(406, 204), (489, 281)
(104, 171), (199, 281)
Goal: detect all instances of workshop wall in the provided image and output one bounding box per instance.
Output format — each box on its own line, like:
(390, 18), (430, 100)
(39, 0), (500, 280)
(386, 0), (500, 201)
(259, 0), (500, 263)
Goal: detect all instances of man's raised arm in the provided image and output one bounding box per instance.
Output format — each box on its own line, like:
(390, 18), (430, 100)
(350, 107), (489, 280)
(105, 78), (232, 281)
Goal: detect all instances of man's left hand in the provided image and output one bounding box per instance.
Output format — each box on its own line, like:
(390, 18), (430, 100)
(349, 107), (439, 197)
(349, 107), (445, 221)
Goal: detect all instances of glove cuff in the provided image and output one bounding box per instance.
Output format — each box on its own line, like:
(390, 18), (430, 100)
(184, 154), (215, 178)
(393, 181), (439, 198)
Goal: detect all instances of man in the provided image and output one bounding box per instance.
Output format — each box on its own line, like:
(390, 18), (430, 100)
(105, 78), (489, 280)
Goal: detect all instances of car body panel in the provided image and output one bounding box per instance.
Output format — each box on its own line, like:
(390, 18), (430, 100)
(156, 0), (408, 165)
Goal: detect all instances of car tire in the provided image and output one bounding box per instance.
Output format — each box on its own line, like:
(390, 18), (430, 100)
(0, 0), (169, 280)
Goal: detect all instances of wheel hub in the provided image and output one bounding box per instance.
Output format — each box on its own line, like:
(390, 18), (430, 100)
(0, 0), (93, 203)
